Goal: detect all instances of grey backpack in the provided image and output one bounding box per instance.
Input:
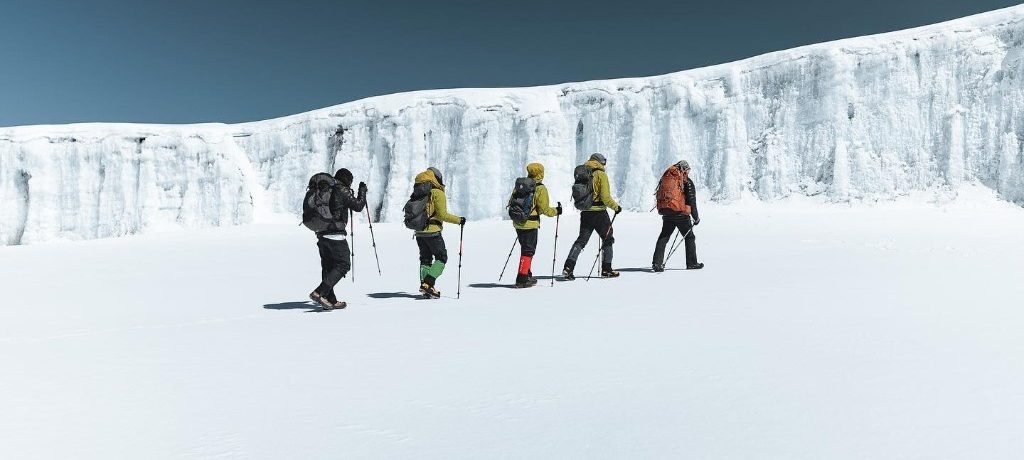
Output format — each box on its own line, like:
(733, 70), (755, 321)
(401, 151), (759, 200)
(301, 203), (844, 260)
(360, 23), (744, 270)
(571, 164), (595, 211)
(302, 173), (339, 232)
(403, 182), (433, 231)
(507, 177), (537, 225)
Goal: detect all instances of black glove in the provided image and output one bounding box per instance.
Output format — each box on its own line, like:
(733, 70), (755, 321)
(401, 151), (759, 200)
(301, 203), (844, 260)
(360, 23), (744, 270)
(693, 216), (700, 226)
(459, 217), (467, 226)
(614, 206), (622, 215)
(556, 202), (563, 216)
(358, 181), (367, 195)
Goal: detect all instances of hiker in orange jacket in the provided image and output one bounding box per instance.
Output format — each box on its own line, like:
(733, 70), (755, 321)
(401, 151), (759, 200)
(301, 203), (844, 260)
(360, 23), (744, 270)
(651, 160), (703, 271)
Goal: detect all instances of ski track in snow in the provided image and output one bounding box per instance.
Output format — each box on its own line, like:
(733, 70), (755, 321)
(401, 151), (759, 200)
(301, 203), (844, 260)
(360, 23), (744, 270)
(2, 201), (1024, 459)
(5, 5), (1024, 244)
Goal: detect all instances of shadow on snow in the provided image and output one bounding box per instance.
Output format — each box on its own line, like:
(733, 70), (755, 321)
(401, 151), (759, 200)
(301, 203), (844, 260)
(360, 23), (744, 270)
(263, 301), (328, 313)
(616, 267), (686, 273)
(468, 283), (518, 289)
(366, 292), (426, 300)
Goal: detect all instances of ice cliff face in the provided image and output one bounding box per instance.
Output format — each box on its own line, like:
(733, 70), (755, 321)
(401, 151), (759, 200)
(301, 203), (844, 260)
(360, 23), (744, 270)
(4, 6), (1024, 244)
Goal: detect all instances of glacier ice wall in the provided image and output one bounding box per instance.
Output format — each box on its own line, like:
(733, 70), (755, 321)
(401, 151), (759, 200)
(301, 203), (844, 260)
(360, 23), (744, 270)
(4, 5), (1024, 244)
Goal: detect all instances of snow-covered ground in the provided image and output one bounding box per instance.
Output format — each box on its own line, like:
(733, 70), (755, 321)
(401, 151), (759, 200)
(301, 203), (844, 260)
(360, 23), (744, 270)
(3, 196), (1023, 459)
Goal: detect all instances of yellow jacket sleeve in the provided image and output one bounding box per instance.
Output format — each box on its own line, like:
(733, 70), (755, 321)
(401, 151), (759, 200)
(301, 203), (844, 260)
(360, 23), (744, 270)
(431, 189), (463, 225)
(534, 184), (558, 217)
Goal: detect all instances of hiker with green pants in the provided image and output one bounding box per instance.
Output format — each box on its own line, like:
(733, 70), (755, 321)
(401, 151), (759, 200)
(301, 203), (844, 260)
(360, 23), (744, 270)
(410, 167), (465, 298)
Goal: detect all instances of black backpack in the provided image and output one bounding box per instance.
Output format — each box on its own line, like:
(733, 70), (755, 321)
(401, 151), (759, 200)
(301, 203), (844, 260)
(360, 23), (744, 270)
(403, 181), (434, 231)
(302, 173), (339, 232)
(571, 164), (595, 210)
(507, 177), (536, 224)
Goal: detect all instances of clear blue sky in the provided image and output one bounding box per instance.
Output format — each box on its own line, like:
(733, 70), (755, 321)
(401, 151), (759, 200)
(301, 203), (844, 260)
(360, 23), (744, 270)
(1, 0), (1019, 126)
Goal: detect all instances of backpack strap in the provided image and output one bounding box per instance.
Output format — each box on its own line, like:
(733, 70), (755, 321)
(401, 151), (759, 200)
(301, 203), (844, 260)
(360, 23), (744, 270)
(529, 183), (541, 217)
(425, 189), (443, 227)
(590, 169), (604, 206)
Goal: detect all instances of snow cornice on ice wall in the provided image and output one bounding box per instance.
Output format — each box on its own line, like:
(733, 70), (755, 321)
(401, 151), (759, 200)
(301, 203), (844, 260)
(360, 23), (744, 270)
(3, 6), (1024, 244)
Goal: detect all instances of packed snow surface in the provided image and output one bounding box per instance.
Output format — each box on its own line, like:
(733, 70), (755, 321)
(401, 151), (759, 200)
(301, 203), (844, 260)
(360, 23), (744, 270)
(5, 5), (1024, 244)
(2, 199), (1023, 459)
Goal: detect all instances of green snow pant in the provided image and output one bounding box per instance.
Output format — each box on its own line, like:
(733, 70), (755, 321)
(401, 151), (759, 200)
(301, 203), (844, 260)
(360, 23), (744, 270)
(417, 234), (448, 284)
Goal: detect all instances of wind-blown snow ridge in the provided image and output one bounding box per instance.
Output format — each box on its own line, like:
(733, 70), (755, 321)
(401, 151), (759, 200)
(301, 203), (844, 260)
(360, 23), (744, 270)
(3, 5), (1024, 244)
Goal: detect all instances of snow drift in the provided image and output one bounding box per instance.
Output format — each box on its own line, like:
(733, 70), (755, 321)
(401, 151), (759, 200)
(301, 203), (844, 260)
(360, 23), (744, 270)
(4, 5), (1024, 244)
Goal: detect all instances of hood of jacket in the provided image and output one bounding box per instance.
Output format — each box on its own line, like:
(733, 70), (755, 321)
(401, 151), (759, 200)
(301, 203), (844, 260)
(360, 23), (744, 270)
(585, 159), (606, 172)
(415, 169), (445, 191)
(526, 163), (545, 182)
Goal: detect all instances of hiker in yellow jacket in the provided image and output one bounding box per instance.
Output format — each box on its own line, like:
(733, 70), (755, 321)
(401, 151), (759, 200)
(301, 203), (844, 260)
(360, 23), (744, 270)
(410, 167), (465, 298)
(562, 153), (621, 280)
(509, 163), (562, 288)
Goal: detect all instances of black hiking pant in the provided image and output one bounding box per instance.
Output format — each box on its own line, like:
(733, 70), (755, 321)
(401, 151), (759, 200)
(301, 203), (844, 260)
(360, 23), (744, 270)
(516, 229), (538, 257)
(652, 216), (697, 267)
(565, 210), (614, 269)
(417, 234), (449, 287)
(516, 228), (538, 280)
(416, 234), (449, 265)
(316, 235), (351, 302)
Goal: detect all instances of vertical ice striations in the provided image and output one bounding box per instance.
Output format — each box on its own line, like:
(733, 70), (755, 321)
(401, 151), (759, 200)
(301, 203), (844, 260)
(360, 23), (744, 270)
(0, 126), (254, 244)
(3, 5), (1024, 244)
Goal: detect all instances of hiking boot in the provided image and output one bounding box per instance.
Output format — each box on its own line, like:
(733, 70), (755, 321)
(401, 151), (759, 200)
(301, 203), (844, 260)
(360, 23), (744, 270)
(419, 276), (441, 298)
(323, 300), (347, 311)
(652, 263), (665, 273)
(687, 263), (705, 270)
(420, 273), (441, 298)
(601, 264), (620, 278)
(419, 282), (441, 298)
(562, 266), (576, 281)
(317, 295), (339, 310)
(309, 290), (324, 304)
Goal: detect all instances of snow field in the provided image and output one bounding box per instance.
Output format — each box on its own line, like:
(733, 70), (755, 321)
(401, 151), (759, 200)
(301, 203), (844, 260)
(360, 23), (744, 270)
(2, 200), (1024, 459)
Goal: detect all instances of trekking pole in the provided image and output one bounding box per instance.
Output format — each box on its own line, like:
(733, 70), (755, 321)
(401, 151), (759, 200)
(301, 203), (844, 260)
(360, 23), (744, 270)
(586, 212), (619, 281)
(665, 227), (689, 263)
(365, 207), (382, 275)
(551, 208), (560, 287)
(665, 230), (680, 261)
(350, 209), (356, 283)
(457, 223), (465, 299)
(497, 237), (519, 281)
(665, 227), (694, 265)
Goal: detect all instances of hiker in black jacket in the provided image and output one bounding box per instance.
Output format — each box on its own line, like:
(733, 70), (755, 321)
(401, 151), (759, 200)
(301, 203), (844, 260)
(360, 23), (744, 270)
(652, 160), (703, 271)
(310, 168), (367, 310)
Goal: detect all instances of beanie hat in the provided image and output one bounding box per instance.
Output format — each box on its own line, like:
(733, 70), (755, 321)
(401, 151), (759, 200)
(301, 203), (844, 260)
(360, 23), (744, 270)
(676, 160), (691, 172)
(334, 168), (354, 186)
(589, 153), (607, 165)
(428, 167), (444, 186)
(526, 163), (545, 181)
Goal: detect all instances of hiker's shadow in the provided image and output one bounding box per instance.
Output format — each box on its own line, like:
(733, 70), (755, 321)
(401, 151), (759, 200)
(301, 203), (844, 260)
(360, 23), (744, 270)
(617, 267), (685, 273)
(469, 283), (517, 289)
(533, 276), (568, 281)
(469, 277), (567, 289)
(367, 292), (425, 300)
(263, 301), (324, 313)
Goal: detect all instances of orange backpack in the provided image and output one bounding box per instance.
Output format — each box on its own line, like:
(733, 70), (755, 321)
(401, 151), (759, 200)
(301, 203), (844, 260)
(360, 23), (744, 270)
(655, 167), (690, 215)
